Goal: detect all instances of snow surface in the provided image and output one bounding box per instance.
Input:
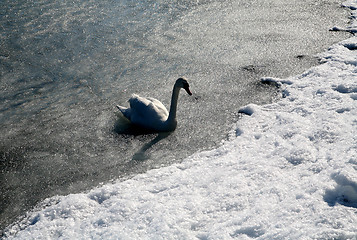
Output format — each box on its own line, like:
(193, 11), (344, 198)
(4, 2), (357, 239)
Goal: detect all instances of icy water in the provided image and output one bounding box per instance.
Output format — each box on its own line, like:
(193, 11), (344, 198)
(0, 0), (349, 231)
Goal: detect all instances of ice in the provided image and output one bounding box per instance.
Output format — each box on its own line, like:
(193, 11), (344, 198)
(324, 169), (357, 208)
(238, 104), (257, 116)
(3, 1), (357, 239)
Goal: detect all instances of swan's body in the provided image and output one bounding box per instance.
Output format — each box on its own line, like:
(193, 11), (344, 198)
(117, 78), (192, 132)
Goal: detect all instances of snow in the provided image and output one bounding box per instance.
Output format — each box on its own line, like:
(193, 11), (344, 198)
(3, 2), (357, 239)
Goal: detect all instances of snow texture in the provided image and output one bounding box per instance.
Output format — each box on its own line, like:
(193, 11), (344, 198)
(3, 1), (357, 239)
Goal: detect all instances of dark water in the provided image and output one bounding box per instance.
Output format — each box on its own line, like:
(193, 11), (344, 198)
(0, 0), (350, 232)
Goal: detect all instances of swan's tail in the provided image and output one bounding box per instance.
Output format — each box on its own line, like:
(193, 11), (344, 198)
(116, 105), (131, 120)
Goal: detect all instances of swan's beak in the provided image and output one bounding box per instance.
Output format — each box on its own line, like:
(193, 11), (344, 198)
(184, 86), (192, 96)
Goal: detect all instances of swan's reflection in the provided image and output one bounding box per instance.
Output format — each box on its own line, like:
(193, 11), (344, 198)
(114, 114), (171, 161)
(131, 132), (171, 161)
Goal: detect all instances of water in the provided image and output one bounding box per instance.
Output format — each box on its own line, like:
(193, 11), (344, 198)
(0, 0), (349, 232)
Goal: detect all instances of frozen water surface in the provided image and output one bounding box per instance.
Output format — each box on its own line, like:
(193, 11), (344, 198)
(0, 0), (353, 235)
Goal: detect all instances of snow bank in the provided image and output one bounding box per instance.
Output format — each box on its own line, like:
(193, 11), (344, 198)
(4, 2), (357, 240)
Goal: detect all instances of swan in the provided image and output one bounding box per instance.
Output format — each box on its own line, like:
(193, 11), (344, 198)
(116, 78), (192, 132)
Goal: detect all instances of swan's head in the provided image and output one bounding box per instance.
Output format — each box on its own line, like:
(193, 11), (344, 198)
(176, 78), (192, 95)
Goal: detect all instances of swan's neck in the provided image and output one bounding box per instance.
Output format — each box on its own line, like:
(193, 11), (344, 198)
(166, 85), (181, 129)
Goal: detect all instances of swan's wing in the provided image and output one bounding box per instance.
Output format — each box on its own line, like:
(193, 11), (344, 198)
(128, 94), (168, 124)
(116, 105), (131, 120)
(128, 94), (153, 111)
(145, 97), (169, 115)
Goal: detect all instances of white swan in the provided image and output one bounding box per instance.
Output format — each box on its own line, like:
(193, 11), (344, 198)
(116, 78), (192, 132)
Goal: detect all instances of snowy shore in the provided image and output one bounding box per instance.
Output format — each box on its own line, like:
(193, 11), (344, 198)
(4, 1), (357, 239)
